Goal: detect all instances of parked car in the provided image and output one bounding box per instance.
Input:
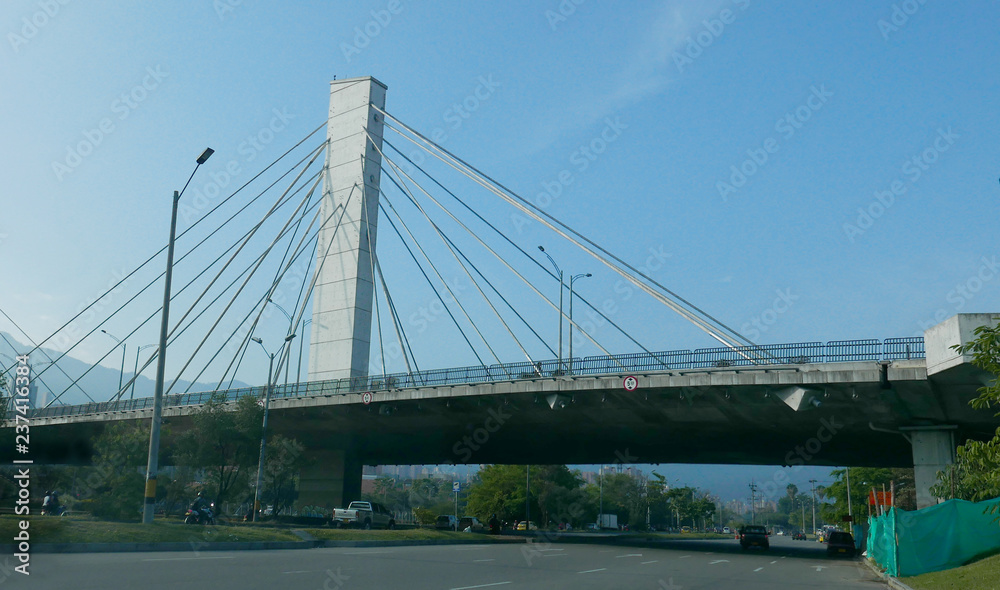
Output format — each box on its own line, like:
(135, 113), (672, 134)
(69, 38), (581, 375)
(738, 525), (769, 550)
(516, 521), (538, 531)
(458, 517), (486, 533)
(331, 501), (395, 529)
(722, 527), (731, 534)
(435, 515), (458, 531)
(826, 531), (857, 557)
(793, 531), (807, 541)
(681, 526), (692, 534)
(585, 523), (599, 531)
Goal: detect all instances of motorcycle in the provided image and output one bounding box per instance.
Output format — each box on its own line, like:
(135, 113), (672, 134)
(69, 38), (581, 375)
(184, 502), (216, 525)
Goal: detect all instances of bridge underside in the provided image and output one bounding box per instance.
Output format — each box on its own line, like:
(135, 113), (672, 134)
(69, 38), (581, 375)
(17, 361), (995, 470)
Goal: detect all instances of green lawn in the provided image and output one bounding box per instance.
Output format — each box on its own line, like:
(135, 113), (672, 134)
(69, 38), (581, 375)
(902, 553), (1000, 590)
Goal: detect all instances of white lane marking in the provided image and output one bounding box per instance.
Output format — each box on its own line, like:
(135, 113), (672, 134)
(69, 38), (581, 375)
(342, 550), (395, 555)
(679, 555), (691, 559)
(616, 553), (643, 558)
(142, 556), (235, 562)
(641, 560), (658, 565)
(781, 556), (788, 559)
(283, 570), (311, 574)
(815, 566), (826, 571)
(709, 560), (729, 565)
(450, 583), (512, 590)
(578, 568), (607, 574)
(452, 545), (489, 551)
(771, 560), (778, 564)
(544, 554), (567, 557)
(473, 559), (496, 562)
(754, 567), (764, 572)
(535, 548), (564, 552)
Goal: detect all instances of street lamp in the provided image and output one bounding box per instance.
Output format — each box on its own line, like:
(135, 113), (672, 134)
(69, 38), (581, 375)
(131, 344), (157, 401)
(100, 329), (126, 394)
(567, 273), (591, 373)
(265, 299), (298, 392)
(250, 334), (294, 522)
(809, 479), (818, 534)
(537, 246), (564, 373)
(143, 146), (214, 524)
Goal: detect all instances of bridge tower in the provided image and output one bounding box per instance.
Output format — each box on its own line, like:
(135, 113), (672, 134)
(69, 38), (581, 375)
(308, 76), (387, 382)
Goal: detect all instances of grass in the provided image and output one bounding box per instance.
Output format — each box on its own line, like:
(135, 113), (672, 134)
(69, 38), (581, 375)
(0, 515), (301, 544)
(901, 552), (1000, 590)
(302, 528), (486, 542)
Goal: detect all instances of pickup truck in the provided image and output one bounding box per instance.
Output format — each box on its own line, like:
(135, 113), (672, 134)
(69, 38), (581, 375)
(331, 501), (396, 529)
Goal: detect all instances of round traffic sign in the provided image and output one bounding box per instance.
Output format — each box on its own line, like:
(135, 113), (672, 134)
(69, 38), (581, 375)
(362, 391), (373, 405)
(623, 376), (638, 391)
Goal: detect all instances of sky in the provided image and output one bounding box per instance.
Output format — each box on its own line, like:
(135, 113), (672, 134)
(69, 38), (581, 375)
(2, 1), (998, 498)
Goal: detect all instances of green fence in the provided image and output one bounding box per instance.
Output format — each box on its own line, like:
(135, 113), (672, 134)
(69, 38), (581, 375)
(867, 497), (1000, 577)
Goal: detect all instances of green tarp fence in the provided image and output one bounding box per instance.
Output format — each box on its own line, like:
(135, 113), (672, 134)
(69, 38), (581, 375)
(867, 497), (1000, 577)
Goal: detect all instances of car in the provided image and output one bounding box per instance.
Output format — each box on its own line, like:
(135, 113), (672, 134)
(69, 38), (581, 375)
(435, 515), (458, 531)
(738, 525), (769, 550)
(793, 531), (807, 541)
(826, 531), (857, 557)
(722, 527), (731, 534)
(585, 523), (599, 531)
(516, 521), (538, 531)
(680, 526), (692, 533)
(458, 516), (486, 533)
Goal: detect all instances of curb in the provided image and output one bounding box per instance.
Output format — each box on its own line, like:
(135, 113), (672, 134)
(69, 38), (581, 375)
(863, 556), (917, 590)
(0, 536), (526, 554)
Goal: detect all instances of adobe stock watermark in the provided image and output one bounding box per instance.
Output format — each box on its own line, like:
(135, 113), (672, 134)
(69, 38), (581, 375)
(544, 0), (586, 31)
(842, 127), (958, 243)
(178, 107), (296, 224)
(213, 0), (243, 21)
(739, 288), (799, 341)
(50, 269), (132, 352)
(914, 255), (998, 335)
(571, 245), (671, 349)
(340, 0), (404, 63)
(452, 404), (513, 462)
(745, 415), (846, 503)
(717, 84), (833, 201)
(877, 0), (929, 41)
(510, 116), (627, 233)
(672, 0), (751, 73)
(51, 66), (170, 182)
(7, 0), (70, 54)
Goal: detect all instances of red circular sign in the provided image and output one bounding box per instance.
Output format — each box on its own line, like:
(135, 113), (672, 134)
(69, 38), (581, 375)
(623, 376), (638, 391)
(362, 391), (373, 405)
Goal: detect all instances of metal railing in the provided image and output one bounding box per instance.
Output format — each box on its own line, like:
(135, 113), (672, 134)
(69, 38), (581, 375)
(28, 336), (925, 419)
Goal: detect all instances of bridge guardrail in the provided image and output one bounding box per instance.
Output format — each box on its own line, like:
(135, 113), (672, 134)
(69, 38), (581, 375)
(26, 336), (926, 419)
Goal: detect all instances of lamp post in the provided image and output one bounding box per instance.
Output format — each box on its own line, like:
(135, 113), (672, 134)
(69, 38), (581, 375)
(809, 479), (818, 534)
(100, 329), (126, 394)
(131, 344), (157, 401)
(250, 334), (294, 522)
(567, 273), (591, 373)
(143, 147), (214, 524)
(525, 465), (530, 525)
(537, 246), (564, 373)
(297, 318), (312, 393)
(265, 299), (297, 392)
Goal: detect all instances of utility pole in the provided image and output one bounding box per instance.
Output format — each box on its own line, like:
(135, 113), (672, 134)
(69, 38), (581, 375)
(809, 479), (818, 534)
(846, 468), (853, 522)
(749, 481), (758, 524)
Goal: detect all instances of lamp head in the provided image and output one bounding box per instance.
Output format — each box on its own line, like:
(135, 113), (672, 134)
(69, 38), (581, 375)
(196, 148), (214, 165)
(537, 245), (545, 252)
(251, 337), (263, 344)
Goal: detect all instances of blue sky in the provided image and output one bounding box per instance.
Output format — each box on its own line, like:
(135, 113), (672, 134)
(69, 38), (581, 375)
(2, 0), (999, 386)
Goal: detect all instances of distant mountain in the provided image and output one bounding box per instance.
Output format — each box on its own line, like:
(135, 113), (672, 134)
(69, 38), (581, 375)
(0, 332), (251, 407)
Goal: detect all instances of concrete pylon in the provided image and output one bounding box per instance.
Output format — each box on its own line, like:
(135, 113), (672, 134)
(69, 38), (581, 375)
(308, 77), (387, 382)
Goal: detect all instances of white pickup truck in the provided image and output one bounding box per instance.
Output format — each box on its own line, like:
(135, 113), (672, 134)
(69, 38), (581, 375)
(331, 501), (396, 529)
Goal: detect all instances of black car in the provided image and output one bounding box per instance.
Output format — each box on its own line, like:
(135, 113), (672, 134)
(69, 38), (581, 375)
(739, 525), (769, 550)
(792, 531), (807, 541)
(826, 531), (856, 557)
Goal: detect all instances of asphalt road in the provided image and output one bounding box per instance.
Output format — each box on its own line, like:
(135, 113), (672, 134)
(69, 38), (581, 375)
(13, 536), (883, 589)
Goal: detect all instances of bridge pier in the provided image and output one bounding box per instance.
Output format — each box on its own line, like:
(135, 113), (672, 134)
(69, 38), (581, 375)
(297, 449), (362, 511)
(907, 427), (956, 509)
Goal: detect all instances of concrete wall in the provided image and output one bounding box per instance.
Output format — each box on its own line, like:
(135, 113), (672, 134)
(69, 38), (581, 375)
(925, 313), (998, 376)
(308, 77), (387, 382)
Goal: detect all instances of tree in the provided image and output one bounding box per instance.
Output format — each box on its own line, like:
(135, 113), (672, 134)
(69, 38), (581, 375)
(934, 318), (1000, 507)
(465, 465), (535, 523)
(262, 435), (309, 515)
(821, 467), (915, 525)
(82, 420), (156, 520)
(175, 393), (263, 507)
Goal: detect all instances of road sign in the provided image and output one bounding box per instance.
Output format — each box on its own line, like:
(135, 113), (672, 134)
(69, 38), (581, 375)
(453, 481), (460, 492)
(623, 376), (638, 391)
(362, 391), (373, 405)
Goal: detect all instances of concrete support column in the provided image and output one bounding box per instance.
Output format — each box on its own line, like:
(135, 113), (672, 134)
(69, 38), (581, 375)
(297, 449), (363, 510)
(909, 428), (956, 509)
(309, 76), (387, 382)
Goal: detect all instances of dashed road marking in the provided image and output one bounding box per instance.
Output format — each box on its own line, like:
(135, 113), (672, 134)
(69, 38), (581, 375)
(641, 560), (658, 565)
(449, 582), (512, 590)
(754, 567), (764, 572)
(578, 568), (607, 574)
